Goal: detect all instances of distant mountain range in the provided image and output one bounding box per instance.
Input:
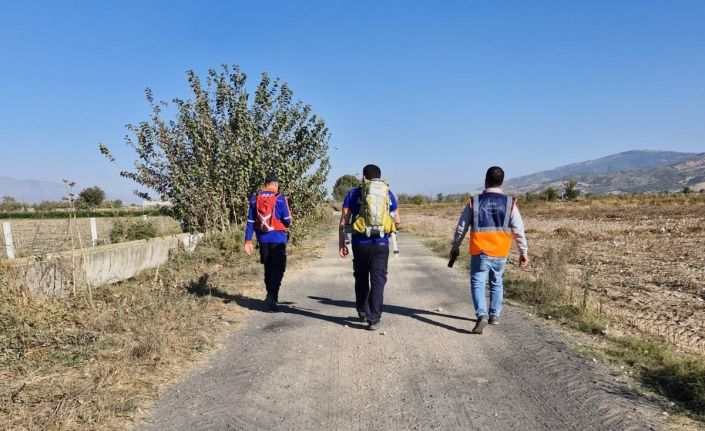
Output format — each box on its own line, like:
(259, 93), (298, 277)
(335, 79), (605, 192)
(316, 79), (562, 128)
(5, 150), (705, 202)
(504, 150), (705, 195)
(0, 176), (68, 203)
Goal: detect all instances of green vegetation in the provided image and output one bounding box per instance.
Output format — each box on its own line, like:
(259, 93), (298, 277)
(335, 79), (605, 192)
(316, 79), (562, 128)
(562, 180), (580, 200)
(577, 336), (705, 419)
(0, 196), (23, 212)
(0, 209), (331, 430)
(540, 186), (559, 201)
(77, 186), (106, 209)
(506, 253), (704, 419)
(0, 209), (164, 219)
(100, 65), (330, 235)
(413, 219), (705, 421)
(109, 219), (160, 243)
(332, 174), (359, 201)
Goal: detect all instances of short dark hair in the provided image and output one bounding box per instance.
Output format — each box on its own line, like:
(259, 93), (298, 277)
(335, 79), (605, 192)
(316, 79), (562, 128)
(362, 164), (381, 180)
(264, 173), (279, 184)
(485, 166), (504, 187)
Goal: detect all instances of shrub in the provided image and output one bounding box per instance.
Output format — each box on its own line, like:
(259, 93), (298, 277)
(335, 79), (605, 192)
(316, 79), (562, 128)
(563, 180), (581, 200)
(109, 219), (159, 243)
(541, 187), (559, 201)
(77, 186), (106, 209)
(1, 196), (24, 212)
(332, 175), (360, 202)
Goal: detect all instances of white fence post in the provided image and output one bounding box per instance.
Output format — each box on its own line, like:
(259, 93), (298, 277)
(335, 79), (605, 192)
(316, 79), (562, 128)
(2, 222), (16, 260)
(90, 217), (98, 247)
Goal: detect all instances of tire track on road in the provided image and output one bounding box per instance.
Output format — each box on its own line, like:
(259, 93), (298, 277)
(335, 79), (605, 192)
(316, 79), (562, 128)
(140, 230), (675, 431)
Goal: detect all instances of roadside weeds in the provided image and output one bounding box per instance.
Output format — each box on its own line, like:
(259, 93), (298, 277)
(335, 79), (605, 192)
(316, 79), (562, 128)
(0, 213), (331, 430)
(404, 219), (705, 424)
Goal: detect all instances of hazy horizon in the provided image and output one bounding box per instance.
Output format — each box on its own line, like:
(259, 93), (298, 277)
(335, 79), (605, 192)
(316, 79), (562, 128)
(1, 1), (704, 200)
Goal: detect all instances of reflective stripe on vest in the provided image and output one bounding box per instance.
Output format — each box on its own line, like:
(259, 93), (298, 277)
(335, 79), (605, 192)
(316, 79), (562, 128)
(469, 193), (513, 257)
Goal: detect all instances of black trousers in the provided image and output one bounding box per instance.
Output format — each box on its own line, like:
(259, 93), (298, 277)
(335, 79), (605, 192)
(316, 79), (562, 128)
(352, 242), (390, 324)
(259, 243), (287, 301)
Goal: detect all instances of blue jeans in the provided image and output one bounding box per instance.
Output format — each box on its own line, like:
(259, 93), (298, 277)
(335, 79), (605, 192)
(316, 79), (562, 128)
(470, 253), (507, 318)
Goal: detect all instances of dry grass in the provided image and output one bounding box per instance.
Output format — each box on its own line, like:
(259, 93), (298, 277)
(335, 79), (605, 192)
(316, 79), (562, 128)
(402, 195), (705, 355)
(401, 195), (705, 420)
(0, 216), (182, 260)
(0, 215), (331, 430)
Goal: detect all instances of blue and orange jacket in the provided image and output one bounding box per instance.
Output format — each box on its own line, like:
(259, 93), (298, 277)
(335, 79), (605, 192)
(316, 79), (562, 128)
(451, 188), (528, 258)
(244, 187), (292, 245)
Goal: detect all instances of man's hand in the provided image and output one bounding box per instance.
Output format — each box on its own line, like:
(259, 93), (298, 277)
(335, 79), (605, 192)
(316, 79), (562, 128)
(518, 254), (529, 268)
(339, 245), (349, 258)
(244, 242), (254, 256)
(449, 248), (460, 260)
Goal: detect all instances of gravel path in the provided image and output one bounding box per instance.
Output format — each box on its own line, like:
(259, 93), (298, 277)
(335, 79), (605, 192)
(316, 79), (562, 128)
(140, 231), (671, 431)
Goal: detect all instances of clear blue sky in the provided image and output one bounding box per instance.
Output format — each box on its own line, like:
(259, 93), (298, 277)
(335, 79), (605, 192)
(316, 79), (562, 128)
(1, 0), (704, 199)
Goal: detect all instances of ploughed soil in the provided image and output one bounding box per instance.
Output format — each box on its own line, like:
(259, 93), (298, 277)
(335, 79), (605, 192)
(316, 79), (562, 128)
(403, 196), (705, 356)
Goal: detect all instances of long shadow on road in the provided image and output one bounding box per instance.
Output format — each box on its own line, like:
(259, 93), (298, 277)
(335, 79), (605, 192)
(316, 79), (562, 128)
(308, 296), (475, 334)
(185, 274), (473, 333)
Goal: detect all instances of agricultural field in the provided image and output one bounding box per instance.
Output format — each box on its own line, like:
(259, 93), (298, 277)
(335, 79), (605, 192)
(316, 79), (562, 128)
(0, 216), (182, 260)
(402, 194), (705, 356)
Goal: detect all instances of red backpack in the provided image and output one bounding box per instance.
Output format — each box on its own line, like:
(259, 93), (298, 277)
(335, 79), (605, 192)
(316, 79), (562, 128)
(255, 192), (287, 232)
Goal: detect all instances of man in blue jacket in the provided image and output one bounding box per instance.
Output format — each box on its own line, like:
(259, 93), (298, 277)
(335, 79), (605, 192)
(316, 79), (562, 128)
(244, 173), (292, 312)
(339, 164), (400, 330)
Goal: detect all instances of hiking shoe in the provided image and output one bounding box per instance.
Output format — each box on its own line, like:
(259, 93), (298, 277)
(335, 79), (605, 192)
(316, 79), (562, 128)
(367, 321), (381, 331)
(488, 316), (500, 325)
(472, 316), (488, 334)
(265, 295), (279, 312)
(357, 310), (367, 322)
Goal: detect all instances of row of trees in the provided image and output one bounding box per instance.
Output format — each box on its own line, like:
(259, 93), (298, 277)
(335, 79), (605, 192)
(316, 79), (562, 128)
(0, 187), (120, 212)
(331, 174), (474, 205)
(330, 177), (585, 205)
(101, 65), (330, 233)
(523, 180), (581, 202)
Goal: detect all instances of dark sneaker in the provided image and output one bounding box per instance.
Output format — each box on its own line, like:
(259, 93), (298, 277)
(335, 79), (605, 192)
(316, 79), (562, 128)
(357, 310), (367, 322)
(265, 295), (279, 312)
(472, 316), (488, 334)
(488, 315), (500, 325)
(367, 321), (381, 331)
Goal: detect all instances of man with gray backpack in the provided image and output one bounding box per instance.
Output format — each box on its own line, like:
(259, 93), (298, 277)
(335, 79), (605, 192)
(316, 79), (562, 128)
(339, 164), (400, 330)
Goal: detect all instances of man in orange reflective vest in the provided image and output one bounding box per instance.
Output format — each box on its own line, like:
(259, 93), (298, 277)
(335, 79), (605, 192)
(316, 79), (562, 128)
(244, 173), (292, 312)
(449, 166), (528, 334)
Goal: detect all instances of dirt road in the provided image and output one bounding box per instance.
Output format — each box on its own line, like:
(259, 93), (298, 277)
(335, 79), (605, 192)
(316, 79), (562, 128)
(140, 231), (672, 431)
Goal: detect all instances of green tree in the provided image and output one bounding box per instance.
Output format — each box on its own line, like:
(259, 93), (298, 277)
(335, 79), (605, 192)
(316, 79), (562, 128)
(436, 193), (444, 203)
(1, 196), (23, 211)
(100, 65), (330, 233)
(411, 194), (427, 205)
(332, 174), (359, 202)
(682, 186), (692, 194)
(77, 186), (105, 209)
(541, 187), (559, 201)
(563, 180), (581, 200)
